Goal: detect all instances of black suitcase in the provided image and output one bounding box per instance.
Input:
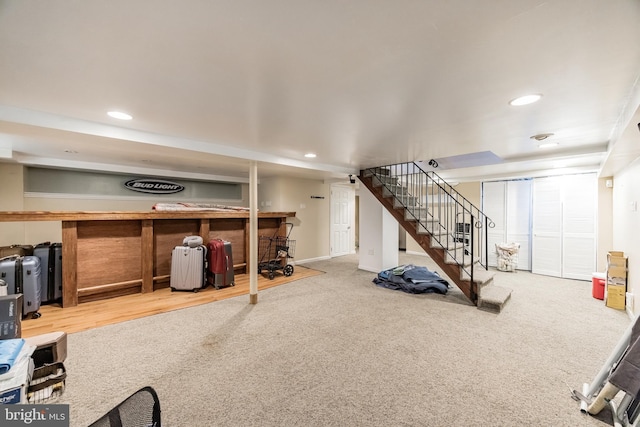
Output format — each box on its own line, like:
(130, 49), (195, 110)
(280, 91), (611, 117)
(0, 255), (42, 319)
(206, 239), (235, 289)
(33, 242), (63, 303)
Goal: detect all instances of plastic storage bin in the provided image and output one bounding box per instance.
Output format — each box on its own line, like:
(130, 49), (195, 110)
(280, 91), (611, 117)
(592, 272), (606, 300)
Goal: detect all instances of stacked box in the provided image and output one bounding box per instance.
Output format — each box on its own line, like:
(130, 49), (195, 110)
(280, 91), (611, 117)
(606, 251), (627, 310)
(0, 294), (22, 340)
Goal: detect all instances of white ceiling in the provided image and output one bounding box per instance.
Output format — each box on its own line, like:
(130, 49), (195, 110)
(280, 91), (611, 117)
(1, 0), (640, 184)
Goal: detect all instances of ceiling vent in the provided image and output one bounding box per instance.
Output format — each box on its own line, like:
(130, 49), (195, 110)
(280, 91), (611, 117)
(530, 133), (554, 141)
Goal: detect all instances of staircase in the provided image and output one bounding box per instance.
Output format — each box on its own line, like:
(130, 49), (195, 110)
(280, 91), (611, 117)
(359, 162), (512, 313)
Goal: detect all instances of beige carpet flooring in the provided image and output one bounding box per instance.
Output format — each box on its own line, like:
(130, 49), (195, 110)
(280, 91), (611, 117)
(57, 252), (631, 426)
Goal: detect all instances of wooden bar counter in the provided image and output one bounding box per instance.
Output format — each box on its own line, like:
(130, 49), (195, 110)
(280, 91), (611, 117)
(0, 210), (295, 307)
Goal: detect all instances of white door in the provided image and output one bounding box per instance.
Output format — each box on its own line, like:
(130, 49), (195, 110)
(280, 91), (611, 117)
(562, 174), (596, 280)
(532, 174), (596, 279)
(506, 180), (532, 270)
(482, 180), (531, 270)
(482, 181), (507, 267)
(330, 184), (355, 257)
(532, 177), (563, 277)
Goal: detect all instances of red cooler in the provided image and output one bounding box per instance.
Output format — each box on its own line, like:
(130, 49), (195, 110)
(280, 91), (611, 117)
(592, 272), (606, 300)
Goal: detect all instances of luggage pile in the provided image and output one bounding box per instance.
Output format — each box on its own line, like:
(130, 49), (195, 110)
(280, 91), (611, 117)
(0, 242), (63, 320)
(170, 236), (235, 292)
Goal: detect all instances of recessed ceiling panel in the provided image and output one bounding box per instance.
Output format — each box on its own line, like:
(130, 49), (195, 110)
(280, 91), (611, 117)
(424, 151), (503, 170)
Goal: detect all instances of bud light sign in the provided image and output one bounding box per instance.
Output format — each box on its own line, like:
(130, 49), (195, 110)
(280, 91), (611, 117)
(124, 178), (185, 194)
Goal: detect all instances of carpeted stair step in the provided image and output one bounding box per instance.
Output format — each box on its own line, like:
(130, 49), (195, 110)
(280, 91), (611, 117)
(477, 284), (513, 314)
(393, 196), (418, 208)
(371, 174), (399, 187)
(382, 185), (409, 198)
(460, 266), (495, 284)
(406, 207), (429, 217)
(416, 220), (441, 235)
(430, 235), (464, 251)
(444, 249), (478, 266)
(362, 168), (391, 177)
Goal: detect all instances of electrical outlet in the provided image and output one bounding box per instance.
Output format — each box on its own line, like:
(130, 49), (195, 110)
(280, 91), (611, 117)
(626, 292), (634, 309)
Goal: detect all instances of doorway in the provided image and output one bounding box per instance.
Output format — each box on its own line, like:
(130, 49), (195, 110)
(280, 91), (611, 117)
(330, 184), (356, 257)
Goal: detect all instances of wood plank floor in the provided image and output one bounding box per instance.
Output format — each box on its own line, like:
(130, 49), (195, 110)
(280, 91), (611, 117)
(20, 266), (324, 338)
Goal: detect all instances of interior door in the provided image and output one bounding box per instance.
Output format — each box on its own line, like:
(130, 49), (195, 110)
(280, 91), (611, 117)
(532, 177), (563, 277)
(482, 180), (531, 270)
(561, 174), (596, 280)
(505, 180), (532, 270)
(482, 181), (506, 267)
(330, 184), (354, 257)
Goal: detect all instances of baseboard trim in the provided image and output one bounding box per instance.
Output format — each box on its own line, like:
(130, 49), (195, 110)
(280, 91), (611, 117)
(405, 250), (428, 257)
(295, 256), (331, 265)
(357, 264), (379, 273)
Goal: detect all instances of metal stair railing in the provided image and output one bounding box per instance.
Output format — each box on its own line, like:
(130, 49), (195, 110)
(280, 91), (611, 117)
(364, 162), (495, 285)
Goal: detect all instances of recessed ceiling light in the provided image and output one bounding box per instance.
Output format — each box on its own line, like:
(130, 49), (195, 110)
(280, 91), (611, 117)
(509, 94), (542, 106)
(107, 111), (133, 120)
(304, 153), (317, 158)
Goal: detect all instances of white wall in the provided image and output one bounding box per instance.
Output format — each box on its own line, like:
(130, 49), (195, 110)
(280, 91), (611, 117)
(0, 165), (250, 243)
(597, 177), (614, 273)
(0, 163), (25, 243)
(358, 184), (398, 272)
(0, 165), (333, 267)
(258, 176), (331, 263)
(611, 159), (640, 316)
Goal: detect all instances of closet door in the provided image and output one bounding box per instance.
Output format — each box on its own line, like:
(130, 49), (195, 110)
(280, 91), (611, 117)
(532, 177), (563, 277)
(562, 174), (596, 280)
(506, 180), (532, 270)
(531, 173), (596, 279)
(482, 180), (531, 270)
(482, 181), (506, 267)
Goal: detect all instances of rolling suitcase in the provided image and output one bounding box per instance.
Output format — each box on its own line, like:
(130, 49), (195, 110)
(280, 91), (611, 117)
(33, 242), (63, 304)
(0, 255), (42, 319)
(206, 239), (235, 289)
(170, 242), (207, 292)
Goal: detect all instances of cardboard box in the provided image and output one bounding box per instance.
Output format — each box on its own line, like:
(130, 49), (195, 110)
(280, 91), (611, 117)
(606, 250), (628, 286)
(606, 284), (627, 310)
(608, 256), (628, 268)
(0, 294), (22, 340)
(25, 331), (68, 367)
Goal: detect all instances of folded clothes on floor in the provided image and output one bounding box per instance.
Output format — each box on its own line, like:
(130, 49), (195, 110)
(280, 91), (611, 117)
(373, 264), (450, 294)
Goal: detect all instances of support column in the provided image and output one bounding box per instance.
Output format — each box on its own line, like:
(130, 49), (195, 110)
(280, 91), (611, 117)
(358, 184), (399, 273)
(249, 161), (259, 304)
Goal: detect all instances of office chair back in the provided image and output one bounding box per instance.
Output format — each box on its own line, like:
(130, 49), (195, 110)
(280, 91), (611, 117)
(88, 386), (161, 427)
